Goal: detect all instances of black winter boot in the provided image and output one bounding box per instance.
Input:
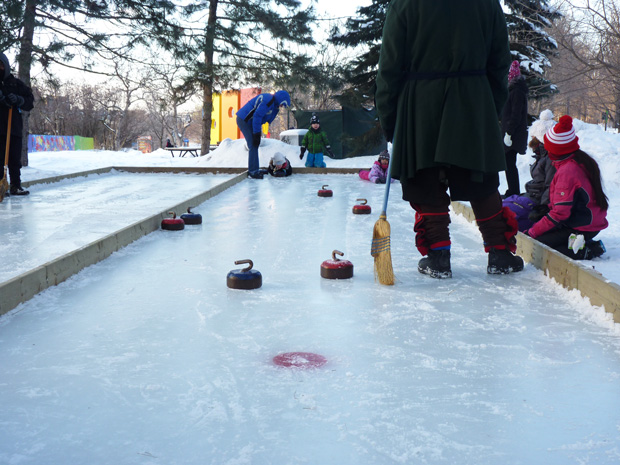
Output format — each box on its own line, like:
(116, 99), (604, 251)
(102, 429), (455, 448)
(487, 248), (524, 274)
(418, 249), (452, 279)
(582, 240), (606, 260)
(9, 185), (29, 196)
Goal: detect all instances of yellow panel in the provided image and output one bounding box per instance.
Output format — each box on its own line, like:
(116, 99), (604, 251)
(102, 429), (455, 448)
(210, 93), (221, 144)
(221, 91), (240, 140)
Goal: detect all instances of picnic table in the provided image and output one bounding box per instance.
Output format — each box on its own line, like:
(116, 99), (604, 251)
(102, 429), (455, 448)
(164, 146), (201, 157)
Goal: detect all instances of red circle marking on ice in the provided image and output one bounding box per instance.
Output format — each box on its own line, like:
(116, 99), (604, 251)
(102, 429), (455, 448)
(273, 352), (327, 368)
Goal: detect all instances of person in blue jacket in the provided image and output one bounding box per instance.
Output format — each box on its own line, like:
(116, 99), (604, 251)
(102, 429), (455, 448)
(236, 90), (291, 179)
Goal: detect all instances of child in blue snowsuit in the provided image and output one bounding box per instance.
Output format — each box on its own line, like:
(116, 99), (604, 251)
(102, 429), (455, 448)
(299, 115), (334, 168)
(236, 90), (290, 179)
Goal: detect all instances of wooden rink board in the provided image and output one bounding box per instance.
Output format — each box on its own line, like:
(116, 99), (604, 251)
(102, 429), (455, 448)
(452, 200), (620, 324)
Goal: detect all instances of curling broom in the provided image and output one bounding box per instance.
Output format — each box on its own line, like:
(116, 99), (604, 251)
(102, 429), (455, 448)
(371, 147), (395, 285)
(0, 107), (12, 202)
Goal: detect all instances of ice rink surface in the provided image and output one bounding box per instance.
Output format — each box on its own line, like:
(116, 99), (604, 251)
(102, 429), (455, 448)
(0, 171), (234, 283)
(1, 174), (620, 465)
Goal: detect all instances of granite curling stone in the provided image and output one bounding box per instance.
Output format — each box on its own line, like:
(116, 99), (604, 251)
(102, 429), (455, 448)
(227, 259), (262, 289)
(352, 198), (371, 215)
(317, 185), (333, 197)
(320, 250), (354, 279)
(161, 211), (185, 231)
(180, 207), (202, 225)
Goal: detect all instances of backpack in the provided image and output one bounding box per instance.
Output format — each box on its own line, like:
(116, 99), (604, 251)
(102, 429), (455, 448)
(503, 194), (536, 231)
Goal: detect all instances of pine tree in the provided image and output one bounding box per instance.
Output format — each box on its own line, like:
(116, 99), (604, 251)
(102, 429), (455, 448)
(1, 0), (183, 163)
(503, 0), (562, 100)
(329, 0), (389, 107)
(181, 0), (316, 154)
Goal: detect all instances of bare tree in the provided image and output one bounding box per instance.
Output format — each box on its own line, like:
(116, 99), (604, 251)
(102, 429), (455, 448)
(550, 0), (620, 124)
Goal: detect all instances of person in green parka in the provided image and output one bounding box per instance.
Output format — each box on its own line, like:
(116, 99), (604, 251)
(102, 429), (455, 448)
(299, 114), (334, 168)
(375, 0), (524, 279)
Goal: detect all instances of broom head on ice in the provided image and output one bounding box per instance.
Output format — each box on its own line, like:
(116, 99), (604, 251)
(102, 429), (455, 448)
(0, 167), (8, 203)
(371, 212), (395, 285)
(1, 107), (12, 203)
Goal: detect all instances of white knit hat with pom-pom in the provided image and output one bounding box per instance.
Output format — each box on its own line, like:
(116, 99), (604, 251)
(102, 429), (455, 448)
(529, 109), (555, 142)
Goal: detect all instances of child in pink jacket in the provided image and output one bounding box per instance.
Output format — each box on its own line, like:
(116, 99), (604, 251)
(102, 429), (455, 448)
(525, 115), (608, 260)
(359, 150), (391, 183)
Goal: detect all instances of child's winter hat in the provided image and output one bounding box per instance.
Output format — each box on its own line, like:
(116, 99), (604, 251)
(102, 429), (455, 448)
(544, 115), (580, 157)
(508, 60), (521, 81)
(310, 114), (320, 124)
(529, 109), (555, 141)
(272, 152), (285, 165)
(378, 150), (389, 161)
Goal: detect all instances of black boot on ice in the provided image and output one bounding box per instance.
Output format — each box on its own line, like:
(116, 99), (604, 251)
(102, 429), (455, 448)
(9, 185), (29, 196)
(487, 248), (524, 274)
(418, 249), (452, 279)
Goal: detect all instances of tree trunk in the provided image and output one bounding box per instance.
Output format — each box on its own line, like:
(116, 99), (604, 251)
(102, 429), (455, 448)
(17, 0), (37, 167)
(200, 0), (218, 156)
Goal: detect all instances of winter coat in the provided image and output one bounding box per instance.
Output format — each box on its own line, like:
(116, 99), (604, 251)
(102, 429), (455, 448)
(0, 75), (35, 137)
(368, 161), (388, 183)
(527, 155), (608, 239)
(375, 0), (511, 180)
(302, 127), (330, 154)
(524, 146), (555, 206)
(236, 91), (289, 134)
(267, 157), (292, 177)
(501, 77), (529, 154)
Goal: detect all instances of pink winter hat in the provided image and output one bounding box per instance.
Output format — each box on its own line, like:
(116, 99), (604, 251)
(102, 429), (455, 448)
(544, 115), (580, 157)
(508, 60), (521, 81)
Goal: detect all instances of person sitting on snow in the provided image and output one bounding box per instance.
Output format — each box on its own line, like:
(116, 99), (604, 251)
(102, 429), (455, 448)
(267, 152), (292, 177)
(359, 150), (392, 184)
(299, 114), (333, 168)
(525, 115), (608, 260)
(502, 134), (556, 231)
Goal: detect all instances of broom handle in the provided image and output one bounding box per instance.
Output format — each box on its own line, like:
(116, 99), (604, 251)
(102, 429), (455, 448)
(380, 146), (394, 214)
(4, 107), (12, 168)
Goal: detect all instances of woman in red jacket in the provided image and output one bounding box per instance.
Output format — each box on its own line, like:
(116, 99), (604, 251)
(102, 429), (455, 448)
(525, 115), (608, 260)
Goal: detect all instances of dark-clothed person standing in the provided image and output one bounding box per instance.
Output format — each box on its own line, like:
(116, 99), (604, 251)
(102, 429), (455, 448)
(501, 60), (529, 197)
(375, 0), (524, 278)
(0, 52), (34, 196)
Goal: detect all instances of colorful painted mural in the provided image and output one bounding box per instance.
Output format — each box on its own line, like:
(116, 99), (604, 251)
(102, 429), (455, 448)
(28, 135), (94, 152)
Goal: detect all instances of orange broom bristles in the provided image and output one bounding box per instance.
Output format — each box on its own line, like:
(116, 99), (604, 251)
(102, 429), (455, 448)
(371, 213), (395, 285)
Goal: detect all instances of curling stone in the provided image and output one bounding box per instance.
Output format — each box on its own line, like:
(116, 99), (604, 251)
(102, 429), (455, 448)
(180, 207), (202, 225)
(227, 259), (262, 290)
(352, 198), (371, 215)
(317, 185), (333, 197)
(161, 211), (185, 231)
(320, 250), (353, 279)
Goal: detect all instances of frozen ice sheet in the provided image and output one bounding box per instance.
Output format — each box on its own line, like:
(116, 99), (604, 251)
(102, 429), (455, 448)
(0, 171), (235, 283)
(1, 174), (619, 465)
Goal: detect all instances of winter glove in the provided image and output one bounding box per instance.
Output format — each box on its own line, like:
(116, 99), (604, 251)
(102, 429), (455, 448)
(6, 93), (25, 107)
(326, 146), (334, 158)
(528, 204), (549, 223)
(299, 147), (306, 159)
(504, 133), (512, 147)
(376, 178), (386, 184)
(252, 132), (261, 147)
